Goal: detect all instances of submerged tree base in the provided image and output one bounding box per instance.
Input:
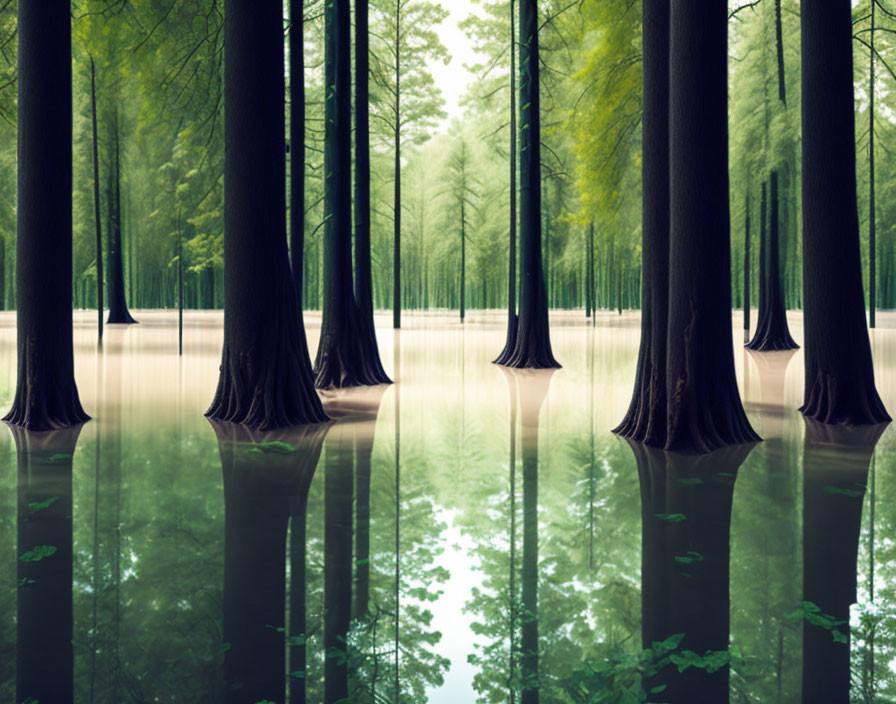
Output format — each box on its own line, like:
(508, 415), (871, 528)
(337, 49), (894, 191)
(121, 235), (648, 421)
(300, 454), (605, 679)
(501, 320), (561, 370)
(107, 310), (138, 325)
(800, 370), (891, 426)
(207, 322), (328, 430)
(613, 354), (665, 447)
(3, 343), (91, 431)
(493, 312), (519, 365)
(745, 316), (798, 352)
(314, 308), (392, 389)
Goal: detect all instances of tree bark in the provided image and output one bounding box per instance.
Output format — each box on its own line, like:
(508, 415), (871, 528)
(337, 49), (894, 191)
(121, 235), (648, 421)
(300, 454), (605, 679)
(504, 0), (559, 369)
(90, 57), (104, 341)
(664, 0), (758, 452)
(800, 0), (889, 425)
(613, 0), (669, 446)
(106, 111), (136, 325)
(747, 171), (798, 351)
(495, 0), (519, 362)
(869, 0), (876, 329)
(4, 0), (90, 430)
(743, 191), (750, 340)
(393, 0), (402, 330)
(315, 0), (390, 388)
(353, 0), (391, 383)
(207, 0), (327, 429)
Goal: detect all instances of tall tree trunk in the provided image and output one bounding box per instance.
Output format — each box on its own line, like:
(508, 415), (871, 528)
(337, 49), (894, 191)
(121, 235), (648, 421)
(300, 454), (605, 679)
(315, 0), (388, 389)
(504, 0), (559, 369)
(14, 426), (81, 704)
(664, 0), (758, 452)
(774, 0), (786, 106)
(207, 0), (327, 429)
(393, 0), (402, 330)
(461, 199), (466, 323)
(353, 0), (391, 383)
(106, 112), (136, 325)
(4, 1), (89, 430)
(290, 0), (305, 297)
(869, 0), (876, 329)
(495, 0), (519, 362)
(91, 57), (104, 341)
(613, 0), (669, 446)
(800, 0), (889, 424)
(747, 172), (798, 350)
(743, 191), (751, 341)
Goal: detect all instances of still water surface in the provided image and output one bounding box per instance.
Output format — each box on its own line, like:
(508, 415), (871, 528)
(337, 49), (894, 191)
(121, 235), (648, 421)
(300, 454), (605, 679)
(0, 309), (894, 703)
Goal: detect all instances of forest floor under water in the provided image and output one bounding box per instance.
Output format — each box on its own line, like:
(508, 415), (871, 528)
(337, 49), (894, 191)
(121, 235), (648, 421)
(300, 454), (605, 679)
(0, 309), (895, 703)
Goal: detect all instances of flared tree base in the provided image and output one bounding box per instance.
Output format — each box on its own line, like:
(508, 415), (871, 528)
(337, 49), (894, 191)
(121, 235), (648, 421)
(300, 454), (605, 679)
(3, 341), (90, 430)
(500, 318), (561, 370)
(107, 309), (138, 325)
(613, 357), (666, 447)
(745, 311), (798, 352)
(207, 325), (328, 430)
(800, 370), (891, 426)
(492, 312), (518, 365)
(314, 303), (392, 389)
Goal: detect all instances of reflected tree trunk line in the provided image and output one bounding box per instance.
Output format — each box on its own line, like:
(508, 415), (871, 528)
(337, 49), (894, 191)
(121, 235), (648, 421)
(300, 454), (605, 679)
(800, 421), (886, 704)
(213, 421), (327, 704)
(12, 424), (84, 704)
(631, 442), (754, 703)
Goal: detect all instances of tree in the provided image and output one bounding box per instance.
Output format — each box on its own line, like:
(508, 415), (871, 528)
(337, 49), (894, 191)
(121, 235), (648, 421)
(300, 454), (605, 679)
(354, 0), (392, 385)
(4, 0), (90, 431)
(441, 136), (479, 323)
(314, 0), (390, 389)
(613, 0), (669, 446)
(746, 170), (798, 351)
(106, 110), (137, 325)
(206, 0), (327, 429)
(370, 0), (448, 329)
(800, 0), (889, 425)
(502, 0), (559, 369)
(663, 1), (758, 452)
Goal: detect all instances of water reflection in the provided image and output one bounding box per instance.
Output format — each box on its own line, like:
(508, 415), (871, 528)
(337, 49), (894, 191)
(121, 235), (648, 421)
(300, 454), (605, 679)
(800, 420), (886, 704)
(12, 424), (83, 703)
(212, 421), (329, 704)
(632, 442), (753, 703)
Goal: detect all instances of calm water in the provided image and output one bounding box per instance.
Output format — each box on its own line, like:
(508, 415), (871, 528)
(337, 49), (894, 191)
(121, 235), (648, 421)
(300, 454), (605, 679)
(0, 309), (894, 703)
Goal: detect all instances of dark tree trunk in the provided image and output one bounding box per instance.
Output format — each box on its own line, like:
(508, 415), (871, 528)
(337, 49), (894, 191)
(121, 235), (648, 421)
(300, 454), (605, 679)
(868, 0), (876, 328)
(664, 1), (758, 452)
(207, 0), (327, 429)
(314, 0), (390, 389)
(586, 222), (594, 318)
(289, 0), (305, 297)
(393, 0), (402, 330)
(495, 0), (519, 363)
(800, 0), (889, 425)
(106, 114), (136, 325)
(504, 0), (559, 369)
(461, 199), (466, 322)
(747, 172), (798, 351)
(324, 424), (353, 703)
(757, 181), (767, 322)
(774, 0), (786, 106)
(743, 192), (750, 341)
(800, 421), (886, 703)
(91, 57), (104, 341)
(613, 0), (669, 446)
(14, 425), (82, 704)
(0, 234), (5, 310)
(353, 0), (390, 383)
(633, 441), (751, 703)
(4, 1), (89, 430)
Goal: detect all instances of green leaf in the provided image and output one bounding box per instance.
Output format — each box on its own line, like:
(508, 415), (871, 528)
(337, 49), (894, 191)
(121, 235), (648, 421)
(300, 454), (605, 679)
(287, 635), (306, 647)
(823, 486), (864, 498)
(650, 685), (668, 694)
(654, 513), (687, 523)
(290, 670), (306, 679)
(675, 477), (703, 486)
(246, 442), (296, 455)
(47, 453), (72, 462)
(28, 497), (59, 513)
(674, 551), (704, 565)
(19, 545), (57, 562)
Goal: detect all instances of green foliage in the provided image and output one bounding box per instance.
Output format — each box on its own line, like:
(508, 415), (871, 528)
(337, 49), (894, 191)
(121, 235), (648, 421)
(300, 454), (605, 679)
(19, 545), (58, 563)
